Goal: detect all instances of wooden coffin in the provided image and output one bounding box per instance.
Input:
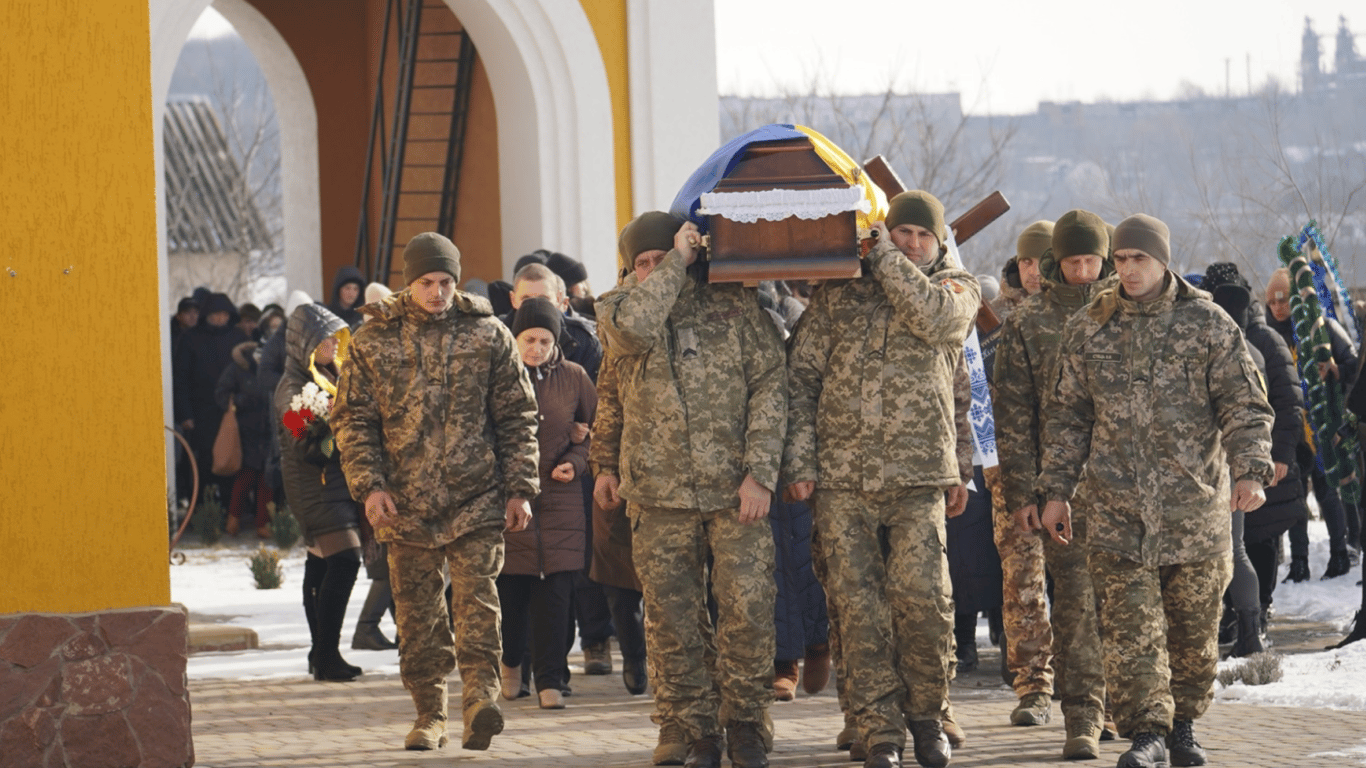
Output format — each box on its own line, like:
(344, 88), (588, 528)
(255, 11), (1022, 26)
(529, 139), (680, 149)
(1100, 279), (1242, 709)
(705, 138), (862, 284)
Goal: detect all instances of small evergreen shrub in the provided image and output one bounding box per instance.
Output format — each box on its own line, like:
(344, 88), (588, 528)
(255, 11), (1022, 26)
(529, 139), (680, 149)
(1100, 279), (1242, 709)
(1217, 651), (1282, 687)
(249, 546), (284, 589)
(269, 502), (301, 550)
(194, 486), (225, 546)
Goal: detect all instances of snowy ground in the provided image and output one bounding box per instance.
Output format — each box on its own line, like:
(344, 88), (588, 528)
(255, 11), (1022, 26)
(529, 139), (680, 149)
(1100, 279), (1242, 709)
(172, 520), (1364, 711)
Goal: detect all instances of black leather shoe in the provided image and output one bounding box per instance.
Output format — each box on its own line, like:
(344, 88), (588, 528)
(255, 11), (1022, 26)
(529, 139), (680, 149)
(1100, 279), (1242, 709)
(623, 656), (648, 695)
(1283, 558), (1309, 583)
(864, 742), (902, 768)
(1166, 720), (1206, 767)
(1118, 732), (1169, 768)
(907, 720), (950, 768)
(726, 721), (768, 768)
(682, 734), (723, 768)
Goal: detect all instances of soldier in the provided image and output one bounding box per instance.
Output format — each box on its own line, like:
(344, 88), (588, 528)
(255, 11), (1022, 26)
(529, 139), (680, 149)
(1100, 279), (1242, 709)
(787, 191), (980, 768)
(331, 232), (540, 754)
(1038, 214), (1274, 768)
(993, 211), (1114, 759)
(596, 211), (787, 768)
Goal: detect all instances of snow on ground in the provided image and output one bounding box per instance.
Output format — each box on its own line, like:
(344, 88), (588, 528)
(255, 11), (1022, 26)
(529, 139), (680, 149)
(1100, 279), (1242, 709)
(173, 521), (1365, 710)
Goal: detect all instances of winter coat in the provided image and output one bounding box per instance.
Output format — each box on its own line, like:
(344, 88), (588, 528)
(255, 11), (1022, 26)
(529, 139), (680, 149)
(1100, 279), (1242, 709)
(214, 342), (272, 472)
(172, 293), (249, 459)
(332, 290), (539, 546)
(993, 275), (1117, 513)
(770, 490), (829, 661)
(499, 306), (603, 382)
(273, 304), (360, 543)
(1039, 273), (1275, 567)
(1266, 308), (1359, 395)
(327, 265), (366, 330)
(596, 250), (787, 511)
(946, 465), (1004, 615)
(502, 347), (597, 576)
(785, 236), (980, 492)
(587, 307), (642, 591)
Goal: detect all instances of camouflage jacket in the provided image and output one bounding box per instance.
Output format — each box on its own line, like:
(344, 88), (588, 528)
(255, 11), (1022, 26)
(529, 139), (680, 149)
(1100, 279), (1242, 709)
(588, 284), (627, 479)
(1037, 273), (1275, 566)
(993, 276), (1117, 513)
(331, 290), (540, 546)
(786, 237), (981, 491)
(596, 250), (787, 510)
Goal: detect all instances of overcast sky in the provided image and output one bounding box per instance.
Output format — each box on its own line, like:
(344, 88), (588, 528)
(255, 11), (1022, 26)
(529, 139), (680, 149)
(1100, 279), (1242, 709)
(714, 0), (1359, 114)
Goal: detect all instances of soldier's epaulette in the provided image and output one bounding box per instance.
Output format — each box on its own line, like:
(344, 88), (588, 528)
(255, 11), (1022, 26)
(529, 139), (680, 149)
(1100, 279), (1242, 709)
(453, 291), (494, 317)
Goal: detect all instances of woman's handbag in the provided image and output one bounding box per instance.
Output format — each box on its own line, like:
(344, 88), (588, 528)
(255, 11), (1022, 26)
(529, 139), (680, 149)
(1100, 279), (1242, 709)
(212, 404), (243, 476)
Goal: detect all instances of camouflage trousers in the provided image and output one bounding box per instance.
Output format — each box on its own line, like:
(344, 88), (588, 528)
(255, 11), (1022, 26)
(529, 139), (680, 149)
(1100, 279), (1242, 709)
(984, 465), (1054, 698)
(629, 502), (776, 745)
(810, 519), (853, 733)
(1089, 550), (1232, 738)
(812, 486), (954, 750)
(389, 526), (504, 723)
(1042, 512), (1105, 729)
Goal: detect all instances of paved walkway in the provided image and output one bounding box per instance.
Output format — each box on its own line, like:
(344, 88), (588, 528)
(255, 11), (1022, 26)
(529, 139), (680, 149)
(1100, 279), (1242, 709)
(187, 642), (1365, 768)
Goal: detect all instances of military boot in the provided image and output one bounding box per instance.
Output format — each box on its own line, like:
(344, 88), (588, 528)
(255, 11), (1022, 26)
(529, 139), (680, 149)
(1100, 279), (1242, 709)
(864, 742), (902, 768)
(726, 721), (768, 768)
(682, 734), (723, 768)
(773, 659), (798, 701)
(1062, 718), (1100, 760)
(1117, 732), (1169, 768)
(836, 719), (859, 751)
(460, 699), (504, 750)
(653, 721), (689, 765)
(404, 683), (448, 750)
(1010, 691), (1052, 725)
(941, 703), (967, 748)
(907, 720), (951, 768)
(1283, 557), (1309, 583)
(1166, 719), (1206, 767)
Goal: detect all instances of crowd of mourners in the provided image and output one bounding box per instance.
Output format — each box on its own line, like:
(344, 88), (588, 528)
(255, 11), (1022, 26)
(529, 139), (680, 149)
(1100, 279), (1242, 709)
(170, 197), (1366, 768)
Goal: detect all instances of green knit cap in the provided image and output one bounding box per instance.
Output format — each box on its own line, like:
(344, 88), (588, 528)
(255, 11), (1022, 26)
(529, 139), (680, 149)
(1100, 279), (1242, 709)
(1113, 213), (1171, 265)
(1051, 210), (1110, 259)
(885, 191), (947, 247)
(620, 211), (684, 272)
(1016, 220), (1054, 262)
(402, 232), (461, 285)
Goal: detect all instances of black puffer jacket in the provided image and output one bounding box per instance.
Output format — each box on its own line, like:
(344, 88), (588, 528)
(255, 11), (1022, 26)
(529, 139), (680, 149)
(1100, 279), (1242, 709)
(1244, 303), (1310, 543)
(1266, 307), (1359, 395)
(214, 342), (272, 472)
(173, 293), (249, 459)
(274, 304), (359, 542)
(328, 266), (367, 330)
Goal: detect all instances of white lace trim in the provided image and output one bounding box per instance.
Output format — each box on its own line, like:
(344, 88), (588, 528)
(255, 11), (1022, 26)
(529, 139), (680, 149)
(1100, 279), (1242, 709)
(696, 186), (870, 223)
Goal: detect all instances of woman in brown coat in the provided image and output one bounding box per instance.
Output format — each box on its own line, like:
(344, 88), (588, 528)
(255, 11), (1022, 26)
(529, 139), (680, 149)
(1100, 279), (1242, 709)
(497, 298), (597, 709)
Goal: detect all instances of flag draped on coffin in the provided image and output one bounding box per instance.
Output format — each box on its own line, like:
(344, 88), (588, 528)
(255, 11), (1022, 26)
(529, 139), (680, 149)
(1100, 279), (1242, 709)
(669, 124), (888, 232)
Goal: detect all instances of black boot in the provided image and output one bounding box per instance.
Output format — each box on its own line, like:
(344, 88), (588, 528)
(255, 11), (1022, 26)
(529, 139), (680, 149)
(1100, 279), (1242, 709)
(1166, 719), (1206, 767)
(682, 734), (723, 768)
(1283, 557), (1309, 583)
(1324, 550), (1352, 579)
(314, 550), (362, 682)
(1230, 609), (1265, 658)
(725, 721), (768, 768)
(1118, 732), (1169, 768)
(302, 553), (326, 675)
(864, 742), (902, 768)
(907, 720), (950, 768)
(1216, 604), (1237, 645)
(351, 577), (397, 650)
(987, 606), (1004, 647)
(953, 613), (978, 674)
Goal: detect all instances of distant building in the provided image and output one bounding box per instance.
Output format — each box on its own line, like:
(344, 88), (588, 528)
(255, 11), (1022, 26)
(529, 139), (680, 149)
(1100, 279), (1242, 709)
(1303, 15), (1366, 93)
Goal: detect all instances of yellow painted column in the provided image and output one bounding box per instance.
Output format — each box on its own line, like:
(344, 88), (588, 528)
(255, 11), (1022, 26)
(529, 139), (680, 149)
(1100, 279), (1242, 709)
(578, 0), (633, 231)
(0, 0), (168, 614)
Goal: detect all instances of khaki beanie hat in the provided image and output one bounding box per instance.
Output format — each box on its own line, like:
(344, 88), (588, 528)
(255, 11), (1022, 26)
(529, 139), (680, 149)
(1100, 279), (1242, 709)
(1016, 220), (1054, 262)
(621, 212), (685, 270)
(1052, 210), (1110, 259)
(885, 191), (947, 247)
(1112, 214), (1171, 266)
(402, 232), (461, 285)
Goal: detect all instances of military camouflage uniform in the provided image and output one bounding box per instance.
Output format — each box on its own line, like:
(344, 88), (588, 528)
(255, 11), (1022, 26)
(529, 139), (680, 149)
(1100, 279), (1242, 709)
(596, 250), (787, 746)
(994, 277), (1117, 727)
(1038, 273), (1274, 738)
(331, 290), (539, 731)
(786, 236), (980, 749)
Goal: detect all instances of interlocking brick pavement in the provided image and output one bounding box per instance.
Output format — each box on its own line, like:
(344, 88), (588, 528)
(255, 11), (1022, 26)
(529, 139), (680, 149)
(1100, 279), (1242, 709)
(187, 644), (1366, 768)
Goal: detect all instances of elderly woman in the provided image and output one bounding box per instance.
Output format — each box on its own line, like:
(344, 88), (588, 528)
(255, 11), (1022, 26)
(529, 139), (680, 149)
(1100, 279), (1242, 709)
(497, 297), (597, 709)
(275, 303), (363, 682)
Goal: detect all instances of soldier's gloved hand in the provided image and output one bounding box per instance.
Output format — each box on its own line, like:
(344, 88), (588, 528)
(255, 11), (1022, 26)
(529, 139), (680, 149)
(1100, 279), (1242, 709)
(594, 474), (622, 509)
(785, 481), (815, 503)
(364, 490), (399, 528)
(1231, 478), (1266, 512)
(505, 498), (533, 532)
(1013, 504), (1041, 534)
(675, 221), (702, 266)
(737, 475), (772, 525)
(1271, 462), (1288, 487)
(1040, 500), (1072, 545)
(945, 485), (968, 518)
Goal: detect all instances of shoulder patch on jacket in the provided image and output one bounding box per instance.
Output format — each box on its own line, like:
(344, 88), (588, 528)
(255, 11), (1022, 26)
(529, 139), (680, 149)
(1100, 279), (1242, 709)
(940, 278), (967, 294)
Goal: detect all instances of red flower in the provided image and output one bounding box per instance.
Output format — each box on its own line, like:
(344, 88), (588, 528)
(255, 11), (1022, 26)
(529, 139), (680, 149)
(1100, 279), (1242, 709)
(299, 408), (314, 423)
(283, 410), (307, 440)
